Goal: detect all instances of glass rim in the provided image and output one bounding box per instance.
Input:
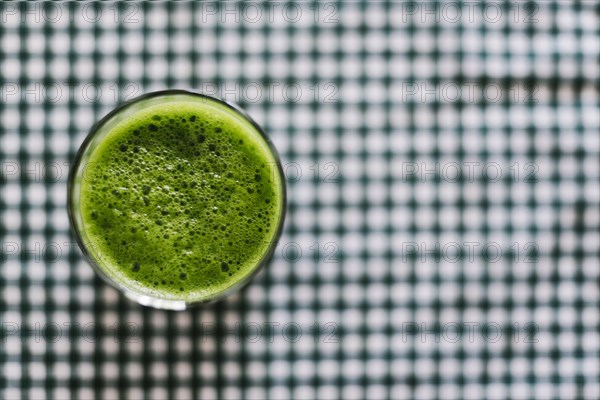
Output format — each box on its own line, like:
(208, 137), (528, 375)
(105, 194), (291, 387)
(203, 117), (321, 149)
(67, 89), (287, 310)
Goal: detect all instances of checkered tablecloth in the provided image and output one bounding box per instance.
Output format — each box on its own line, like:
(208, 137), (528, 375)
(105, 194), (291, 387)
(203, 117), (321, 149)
(1, 2), (599, 399)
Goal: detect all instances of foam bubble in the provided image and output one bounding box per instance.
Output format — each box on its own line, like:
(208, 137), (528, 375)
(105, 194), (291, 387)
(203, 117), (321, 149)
(79, 100), (282, 299)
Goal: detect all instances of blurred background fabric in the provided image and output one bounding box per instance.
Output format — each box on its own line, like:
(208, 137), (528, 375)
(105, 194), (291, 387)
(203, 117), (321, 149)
(1, 2), (599, 400)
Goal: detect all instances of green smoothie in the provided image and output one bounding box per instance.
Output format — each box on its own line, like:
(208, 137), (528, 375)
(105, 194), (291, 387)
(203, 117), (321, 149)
(74, 93), (285, 303)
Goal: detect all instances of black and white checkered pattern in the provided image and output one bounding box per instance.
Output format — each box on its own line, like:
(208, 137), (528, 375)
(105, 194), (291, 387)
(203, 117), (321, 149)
(1, 2), (598, 399)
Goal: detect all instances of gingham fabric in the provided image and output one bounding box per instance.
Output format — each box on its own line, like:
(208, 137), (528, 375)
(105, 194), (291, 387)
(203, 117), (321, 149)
(1, 2), (599, 400)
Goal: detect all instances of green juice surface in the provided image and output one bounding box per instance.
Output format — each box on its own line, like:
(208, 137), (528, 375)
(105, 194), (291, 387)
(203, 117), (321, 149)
(78, 95), (283, 301)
